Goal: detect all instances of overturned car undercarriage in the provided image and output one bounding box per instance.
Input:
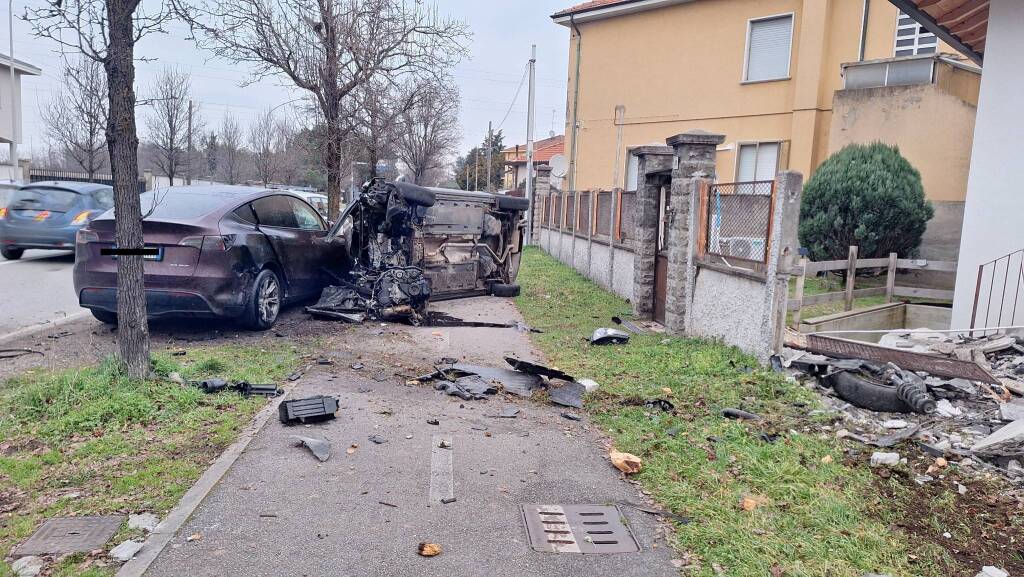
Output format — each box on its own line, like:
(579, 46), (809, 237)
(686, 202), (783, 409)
(308, 179), (529, 325)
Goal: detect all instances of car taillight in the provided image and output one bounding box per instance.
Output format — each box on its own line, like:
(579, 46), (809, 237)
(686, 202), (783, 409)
(179, 235), (232, 251)
(71, 211), (92, 225)
(76, 230), (99, 244)
(0, 207), (6, 220)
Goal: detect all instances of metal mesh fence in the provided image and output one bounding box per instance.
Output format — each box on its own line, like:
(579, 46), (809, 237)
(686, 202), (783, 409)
(704, 180), (775, 263)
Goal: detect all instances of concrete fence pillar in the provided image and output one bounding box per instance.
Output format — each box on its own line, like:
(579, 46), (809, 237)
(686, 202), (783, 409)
(629, 146), (674, 319)
(532, 165), (552, 245)
(664, 130), (725, 334)
(768, 170), (805, 354)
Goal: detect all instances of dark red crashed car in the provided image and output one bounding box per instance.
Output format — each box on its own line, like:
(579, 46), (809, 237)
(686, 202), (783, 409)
(74, 186), (344, 329)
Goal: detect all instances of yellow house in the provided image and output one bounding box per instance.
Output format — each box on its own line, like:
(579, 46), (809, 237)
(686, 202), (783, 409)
(551, 0), (981, 258)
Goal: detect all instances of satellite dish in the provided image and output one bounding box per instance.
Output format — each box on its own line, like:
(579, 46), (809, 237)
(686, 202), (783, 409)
(548, 154), (569, 178)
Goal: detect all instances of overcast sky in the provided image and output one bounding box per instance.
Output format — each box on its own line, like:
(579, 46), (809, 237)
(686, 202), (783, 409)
(9, 0), (572, 161)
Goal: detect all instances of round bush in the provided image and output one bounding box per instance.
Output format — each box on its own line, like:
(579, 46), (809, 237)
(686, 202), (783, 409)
(798, 142), (933, 261)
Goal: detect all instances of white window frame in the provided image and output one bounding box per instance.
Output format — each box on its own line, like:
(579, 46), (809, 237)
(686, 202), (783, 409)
(894, 10), (938, 57)
(625, 152), (640, 192)
(742, 13), (795, 84)
(734, 141), (782, 182)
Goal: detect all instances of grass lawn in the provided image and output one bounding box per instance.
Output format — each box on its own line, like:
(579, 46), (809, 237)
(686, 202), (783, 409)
(516, 247), (958, 577)
(0, 344), (302, 577)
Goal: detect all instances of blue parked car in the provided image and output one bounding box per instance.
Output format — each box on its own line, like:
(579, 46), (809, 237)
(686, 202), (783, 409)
(0, 181), (114, 260)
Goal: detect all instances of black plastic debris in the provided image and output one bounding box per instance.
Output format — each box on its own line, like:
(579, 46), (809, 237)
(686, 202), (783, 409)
(435, 375), (498, 400)
(278, 395), (339, 425)
(548, 380), (586, 409)
(235, 382), (283, 397)
(427, 418), (440, 425)
(199, 378), (228, 393)
(611, 316), (645, 334)
(504, 357), (576, 382)
(644, 398), (675, 412)
(423, 362), (543, 398)
(590, 328), (630, 346)
(0, 348), (43, 360)
(290, 435), (331, 462)
(825, 364), (936, 415)
(721, 408), (762, 421)
(368, 435), (388, 445)
(561, 412), (582, 421)
(496, 406), (521, 418)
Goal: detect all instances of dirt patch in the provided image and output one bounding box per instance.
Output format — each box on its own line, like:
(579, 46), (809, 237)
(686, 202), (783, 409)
(870, 453), (1024, 576)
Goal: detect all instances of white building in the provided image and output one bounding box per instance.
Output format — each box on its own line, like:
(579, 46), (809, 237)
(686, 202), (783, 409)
(893, 0), (1024, 332)
(0, 53), (42, 175)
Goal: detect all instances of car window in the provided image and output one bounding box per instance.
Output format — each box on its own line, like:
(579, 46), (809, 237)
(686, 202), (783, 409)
(91, 188), (114, 210)
(135, 190), (229, 219)
(232, 203), (258, 224)
(287, 197), (325, 231)
(10, 187), (82, 212)
(252, 195), (298, 228)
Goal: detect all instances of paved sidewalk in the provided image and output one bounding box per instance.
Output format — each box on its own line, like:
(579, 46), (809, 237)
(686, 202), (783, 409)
(144, 297), (678, 577)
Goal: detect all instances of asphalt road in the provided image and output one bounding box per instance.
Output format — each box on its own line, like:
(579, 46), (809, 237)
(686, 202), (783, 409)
(0, 249), (86, 337)
(143, 297), (679, 577)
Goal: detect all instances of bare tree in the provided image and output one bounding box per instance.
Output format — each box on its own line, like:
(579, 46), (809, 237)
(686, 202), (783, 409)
(249, 108), (277, 186)
(41, 56), (108, 179)
(173, 0), (469, 218)
(145, 67), (192, 185)
(219, 111), (243, 185)
(344, 76), (420, 181)
(273, 114), (301, 186)
(396, 81), (459, 186)
(26, 0), (173, 378)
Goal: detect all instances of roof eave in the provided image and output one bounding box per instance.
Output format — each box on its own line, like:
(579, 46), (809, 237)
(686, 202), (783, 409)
(888, 0), (984, 66)
(551, 0), (695, 26)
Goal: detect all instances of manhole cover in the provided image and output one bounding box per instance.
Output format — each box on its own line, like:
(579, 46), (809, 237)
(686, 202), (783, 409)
(14, 516), (124, 555)
(521, 504), (639, 554)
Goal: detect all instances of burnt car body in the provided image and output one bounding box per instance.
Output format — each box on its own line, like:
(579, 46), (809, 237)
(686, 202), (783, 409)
(74, 186), (344, 328)
(311, 179), (529, 324)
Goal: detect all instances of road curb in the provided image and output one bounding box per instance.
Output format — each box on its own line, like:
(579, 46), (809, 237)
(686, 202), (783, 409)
(0, 310), (91, 346)
(115, 389), (291, 577)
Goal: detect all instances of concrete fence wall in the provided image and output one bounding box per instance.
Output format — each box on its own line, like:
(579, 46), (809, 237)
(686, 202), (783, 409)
(537, 226), (635, 300)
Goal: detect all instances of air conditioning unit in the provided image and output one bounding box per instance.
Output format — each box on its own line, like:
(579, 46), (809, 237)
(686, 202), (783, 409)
(719, 237), (766, 261)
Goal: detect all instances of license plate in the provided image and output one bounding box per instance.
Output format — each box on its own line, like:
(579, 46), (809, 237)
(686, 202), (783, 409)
(107, 246), (164, 261)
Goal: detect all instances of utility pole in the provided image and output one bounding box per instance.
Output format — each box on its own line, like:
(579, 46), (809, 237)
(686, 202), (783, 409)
(525, 44), (537, 245)
(485, 121), (493, 192)
(186, 100), (193, 185)
(8, 0), (17, 167)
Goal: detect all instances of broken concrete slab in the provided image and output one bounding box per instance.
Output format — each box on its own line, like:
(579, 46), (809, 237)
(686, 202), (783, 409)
(128, 513), (160, 533)
(109, 540), (145, 562)
(870, 452), (901, 467)
(548, 380), (586, 409)
(971, 419), (1024, 454)
(290, 436), (331, 462)
(999, 400), (1024, 422)
(11, 556), (45, 577)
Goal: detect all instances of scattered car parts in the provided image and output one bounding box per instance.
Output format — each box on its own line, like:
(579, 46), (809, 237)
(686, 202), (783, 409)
(278, 395), (339, 425)
(591, 328), (630, 345)
(291, 435), (331, 462)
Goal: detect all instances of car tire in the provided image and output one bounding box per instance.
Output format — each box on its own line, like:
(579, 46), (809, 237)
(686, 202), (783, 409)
(495, 195), (530, 212)
(491, 282), (521, 297)
(393, 182), (436, 207)
(243, 269), (282, 331)
(1, 247), (23, 260)
(91, 309), (118, 324)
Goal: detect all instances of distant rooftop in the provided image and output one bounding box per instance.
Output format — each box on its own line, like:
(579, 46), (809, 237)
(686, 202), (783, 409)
(0, 54), (41, 76)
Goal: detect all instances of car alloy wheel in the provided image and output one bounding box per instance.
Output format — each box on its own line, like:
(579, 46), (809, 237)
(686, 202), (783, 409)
(257, 274), (280, 325)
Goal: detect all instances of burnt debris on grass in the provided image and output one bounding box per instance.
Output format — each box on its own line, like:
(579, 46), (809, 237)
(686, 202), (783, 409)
(416, 356), (599, 408)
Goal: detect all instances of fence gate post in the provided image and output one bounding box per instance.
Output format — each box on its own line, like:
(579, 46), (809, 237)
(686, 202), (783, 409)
(845, 245), (859, 311)
(886, 252), (898, 303)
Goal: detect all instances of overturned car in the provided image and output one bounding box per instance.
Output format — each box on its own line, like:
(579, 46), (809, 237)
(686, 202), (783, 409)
(308, 179), (529, 325)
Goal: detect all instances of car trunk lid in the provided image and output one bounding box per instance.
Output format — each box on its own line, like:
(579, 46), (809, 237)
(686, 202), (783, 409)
(83, 218), (208, 277)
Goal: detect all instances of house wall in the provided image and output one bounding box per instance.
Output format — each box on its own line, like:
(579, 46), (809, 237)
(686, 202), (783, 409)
(828, 61), (979, 260)
(561, 0), (960, 191)
(952, 0), (1024, 330)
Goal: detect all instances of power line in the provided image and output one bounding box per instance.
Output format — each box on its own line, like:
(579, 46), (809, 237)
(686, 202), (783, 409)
(496, 63), (528, 131)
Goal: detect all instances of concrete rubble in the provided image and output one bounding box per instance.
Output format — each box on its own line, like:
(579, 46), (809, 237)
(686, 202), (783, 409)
(782, 331), (1024, 481)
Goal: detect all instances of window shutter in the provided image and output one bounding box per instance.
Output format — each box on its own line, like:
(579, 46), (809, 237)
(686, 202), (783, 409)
(746, 16), (793, 82)
(737, 145), (757, 182)
(755, 142), (780, 181)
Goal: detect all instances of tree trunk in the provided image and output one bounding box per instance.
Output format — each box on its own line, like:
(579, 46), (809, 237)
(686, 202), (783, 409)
(325, 115), (343, 219)
(106, 0), (150, 379)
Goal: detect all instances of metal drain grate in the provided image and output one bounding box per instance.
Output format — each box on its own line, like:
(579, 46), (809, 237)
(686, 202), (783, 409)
(14, 516), (124, 555)
(521, 504), (640, 554)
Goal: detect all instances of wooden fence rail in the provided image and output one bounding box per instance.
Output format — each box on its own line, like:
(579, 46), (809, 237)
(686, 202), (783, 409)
(788, 246), (957, 327)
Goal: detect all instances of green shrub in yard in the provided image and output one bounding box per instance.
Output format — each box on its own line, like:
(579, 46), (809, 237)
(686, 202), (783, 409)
(799, 142), (933, 261)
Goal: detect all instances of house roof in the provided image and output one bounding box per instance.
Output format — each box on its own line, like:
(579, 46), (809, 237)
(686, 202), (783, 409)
(503, 135), (565, 165)
(0, 54), (42, 76)
(889, 0), (986, 65)
(552, 0), (694, 24)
